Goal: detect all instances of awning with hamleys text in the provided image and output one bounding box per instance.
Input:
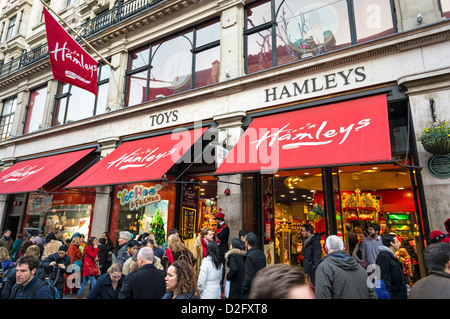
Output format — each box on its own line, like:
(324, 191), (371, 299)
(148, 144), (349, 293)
(66, 127), (208, 189)
(0, 148), (96, 195)
(215, 94), (392, 175)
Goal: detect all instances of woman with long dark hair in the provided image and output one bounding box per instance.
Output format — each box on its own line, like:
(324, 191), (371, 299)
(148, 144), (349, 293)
(197, 241), (223, 299)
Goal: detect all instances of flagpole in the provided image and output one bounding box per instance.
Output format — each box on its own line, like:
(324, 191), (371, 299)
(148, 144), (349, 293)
(40, 0), (116, 70)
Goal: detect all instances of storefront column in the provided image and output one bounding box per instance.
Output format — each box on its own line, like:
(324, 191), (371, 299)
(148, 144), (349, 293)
(399, 69), (450, 234)
(90, 137), (120, 237)
(214, 111), (246, 241)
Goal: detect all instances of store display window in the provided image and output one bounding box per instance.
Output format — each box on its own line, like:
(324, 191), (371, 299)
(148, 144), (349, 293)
(23, 185), (96, 238)
(267, 163), (419, 265)
(110, 181), (176, 247)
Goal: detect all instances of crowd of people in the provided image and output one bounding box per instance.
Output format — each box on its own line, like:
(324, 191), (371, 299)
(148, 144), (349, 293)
(0, 214), (449, 300)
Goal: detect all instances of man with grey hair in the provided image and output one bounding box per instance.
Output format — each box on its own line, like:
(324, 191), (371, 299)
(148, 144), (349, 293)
(314, 235), (377, 299)
(119, 247), (166, 299)
(117, 231), (132, 256)
(409, 242), (450, 299)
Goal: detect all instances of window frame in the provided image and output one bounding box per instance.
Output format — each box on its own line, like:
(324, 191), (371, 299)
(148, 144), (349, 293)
(6, 15), (16, 40)
(124, 17), (221, 107)
(52, 63), (110, 126)
(244, 0), (397, 74)
(0, 96), (17, 140)
(23, 85), (48, 135)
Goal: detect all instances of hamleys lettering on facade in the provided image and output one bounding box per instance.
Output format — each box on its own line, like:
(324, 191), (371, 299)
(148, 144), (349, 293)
(43, 8), (98, 95)
(215, 95), (392, 174)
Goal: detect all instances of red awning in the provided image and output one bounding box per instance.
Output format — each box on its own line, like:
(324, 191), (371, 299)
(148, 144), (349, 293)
(0, 148), (96, 195)
(66, 127), (208, 189)
(215, 95), (392, 175)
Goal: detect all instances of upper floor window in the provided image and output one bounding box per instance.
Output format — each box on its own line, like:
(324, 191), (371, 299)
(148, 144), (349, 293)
(6, 16), (16, 40)
(245, 0), (396, 74)
(24, 86), (48, 134)
(40, 1), (51, 23)
(440, 0), (450, 18)
(52, 64), (110, 126)
(125, 19), (220, 107)
(0, 96), (17, 140)
(67, 0), (77, 7)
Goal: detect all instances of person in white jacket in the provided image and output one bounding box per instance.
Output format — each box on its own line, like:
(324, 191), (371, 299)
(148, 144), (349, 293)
(197, 242), (223, 299)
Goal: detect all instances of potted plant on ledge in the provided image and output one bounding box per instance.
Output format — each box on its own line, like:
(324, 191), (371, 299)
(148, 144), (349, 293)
(418, 120), (450, 155)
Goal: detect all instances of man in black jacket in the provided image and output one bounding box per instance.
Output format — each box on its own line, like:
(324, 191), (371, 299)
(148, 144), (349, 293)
(376, 234), (407, 299)
(119, 247), (166, 299)
(242, 232), (266, 299)
(301, 224), (323, 278)
(39, 245), (72, 298)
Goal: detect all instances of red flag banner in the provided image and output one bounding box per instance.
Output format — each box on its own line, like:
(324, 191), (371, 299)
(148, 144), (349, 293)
(43, 7), (98, 95)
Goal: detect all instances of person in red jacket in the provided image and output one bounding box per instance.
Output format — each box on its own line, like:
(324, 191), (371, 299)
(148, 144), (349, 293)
(76, 237), (98, 299)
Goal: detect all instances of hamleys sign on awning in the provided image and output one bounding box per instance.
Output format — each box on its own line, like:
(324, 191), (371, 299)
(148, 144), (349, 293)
(215, 94), (392, 174)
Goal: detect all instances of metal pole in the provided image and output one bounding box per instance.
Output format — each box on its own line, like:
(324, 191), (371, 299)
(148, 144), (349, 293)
(40, 0), (116, 70)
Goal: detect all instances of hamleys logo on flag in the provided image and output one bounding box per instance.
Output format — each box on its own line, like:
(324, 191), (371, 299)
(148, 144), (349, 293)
(43, 7), (98, 95)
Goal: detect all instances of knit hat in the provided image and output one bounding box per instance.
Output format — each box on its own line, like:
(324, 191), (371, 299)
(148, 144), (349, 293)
(58, 245), (68, 252)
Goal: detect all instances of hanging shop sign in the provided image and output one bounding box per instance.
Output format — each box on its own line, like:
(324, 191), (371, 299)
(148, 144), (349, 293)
(427, 154), (450, 179)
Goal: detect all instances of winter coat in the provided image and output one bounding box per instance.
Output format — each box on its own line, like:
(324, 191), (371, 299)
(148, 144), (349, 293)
(376, 246), (407, 299)
(1, 265), (45, 299)
(98, 244), (111, 272)
(215, 223), (229, 259)
(242, 247), (266, 299)
(115, 248), (131, 265)
(314, 250), (377, 299)
(225, 248), (245, 299)
(67, 244), (82, 266)
(197, 256), (223, 299)
(41, 239), (63, 260)
(193, 235), (208, 276)
(301, 233), (323, 275)
(118, 264), (166, 299)
(11, 238), (24, 261)
(86, 272), (125, 299)
(40, 252), (72, 292)
(82, 244), (99, 277)
(408, 270), (450, 299)
(10, 275), (55, 299)
(0, 236), (13, 254)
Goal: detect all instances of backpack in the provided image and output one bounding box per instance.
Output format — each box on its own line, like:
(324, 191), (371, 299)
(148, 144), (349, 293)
(0, 263), (13, 288)
(11, 278), (60, 299)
